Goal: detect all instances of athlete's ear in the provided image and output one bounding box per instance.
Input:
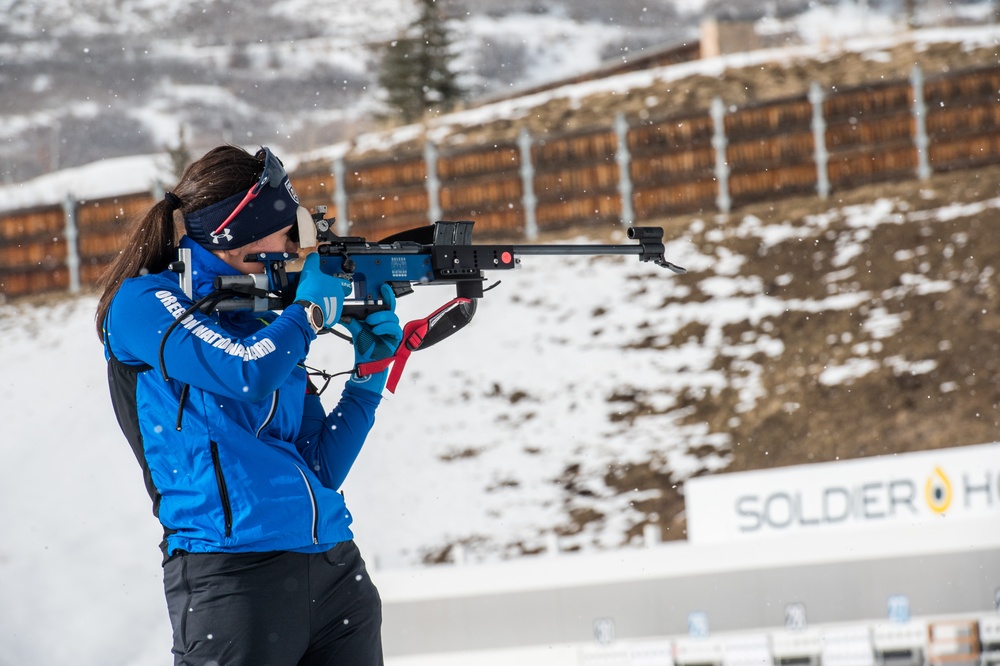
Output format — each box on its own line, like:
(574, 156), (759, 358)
(211, 246), (243, 266)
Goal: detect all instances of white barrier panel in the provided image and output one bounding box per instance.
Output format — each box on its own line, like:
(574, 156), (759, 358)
(685, 442), (1000, 543)
(721, 634), (772, 666)
(981, 616), (1000, 666)
(675, 637), (724, 666)
(821, 626), (876, 666)
(384, 638), (675, 666)
(384, 617), (1000, 666)
(579, 641), (674, 666)
(771, 628), (823, 665)
(871, 620), (928, 666)
(385, 642), (579, 666)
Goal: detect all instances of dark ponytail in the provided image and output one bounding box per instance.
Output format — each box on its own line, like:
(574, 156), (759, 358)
(95, 145), (264, 342)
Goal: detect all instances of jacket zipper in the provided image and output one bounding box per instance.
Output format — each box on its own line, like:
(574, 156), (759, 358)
(295, 465), (319, 544)
(209, 441), (233, 538)
(255, 390), (279, 438)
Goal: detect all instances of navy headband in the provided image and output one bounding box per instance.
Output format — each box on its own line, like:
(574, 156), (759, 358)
(183, 147), (300, 251)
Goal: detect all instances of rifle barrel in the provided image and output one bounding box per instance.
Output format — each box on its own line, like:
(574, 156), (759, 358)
(511, 242), (686, 273)
(510, 244), (642, 256)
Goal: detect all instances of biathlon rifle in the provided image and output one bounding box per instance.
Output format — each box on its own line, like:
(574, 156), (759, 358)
(174, 208), (686, 390)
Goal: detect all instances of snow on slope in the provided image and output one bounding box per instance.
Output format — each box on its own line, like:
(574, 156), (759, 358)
(3, 185), (995, 663)
(5, 23), (1000, 213)
(0, 0), (414, 38)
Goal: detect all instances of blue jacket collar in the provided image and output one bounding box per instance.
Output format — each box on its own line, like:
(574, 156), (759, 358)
(179, 235), (244, 299)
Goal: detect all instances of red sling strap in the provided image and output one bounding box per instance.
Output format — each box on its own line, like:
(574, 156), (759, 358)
(356, 297), (474, 394)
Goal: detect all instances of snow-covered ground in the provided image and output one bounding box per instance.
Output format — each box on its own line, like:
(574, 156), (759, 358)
(0, 242), (695, 664)
(3, 184), (1000, 662)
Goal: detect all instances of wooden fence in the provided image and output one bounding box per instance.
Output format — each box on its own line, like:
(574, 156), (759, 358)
(2, 63), (1000, 299)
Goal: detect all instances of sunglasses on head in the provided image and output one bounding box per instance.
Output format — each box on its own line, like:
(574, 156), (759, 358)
(212, 147), (288, 237)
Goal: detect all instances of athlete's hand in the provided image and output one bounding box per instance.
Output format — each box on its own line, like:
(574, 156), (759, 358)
(346, 284), (403, 364)
(296, 253), (351, 328)
(346, 284), (403, 391)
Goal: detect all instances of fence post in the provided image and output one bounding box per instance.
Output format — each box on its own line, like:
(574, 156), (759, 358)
(518, 127), (538, 240)
(614, 112), (636, 226)
(710, 96), (731, 214)
(809, 82), (830, 200)
(911, 64), (932, 181)
(62, 193), (80, 294)
(332, 156), (349, 236)
(424, 139), (442, 223)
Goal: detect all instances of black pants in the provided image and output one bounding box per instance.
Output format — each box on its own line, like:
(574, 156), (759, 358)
(163, 541), (382, 666)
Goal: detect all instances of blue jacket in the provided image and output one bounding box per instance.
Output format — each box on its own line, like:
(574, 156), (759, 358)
(103, 236), (380, 557)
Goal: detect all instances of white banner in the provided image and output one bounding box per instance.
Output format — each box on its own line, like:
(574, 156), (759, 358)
(684, 442), (1000, 543)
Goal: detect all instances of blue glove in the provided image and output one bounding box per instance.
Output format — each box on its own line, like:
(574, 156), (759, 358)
(346, 284), (403, 390)
(295, 253), (351, 328)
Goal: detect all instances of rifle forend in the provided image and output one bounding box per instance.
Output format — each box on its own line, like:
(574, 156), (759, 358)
(312, 218), (686, 322)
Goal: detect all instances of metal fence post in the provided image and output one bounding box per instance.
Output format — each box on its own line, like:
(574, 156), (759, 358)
(62, 193), (80, 294)
(518, 127), (538, 240)
(332, 156), (349, 236)
(911, 64), (932, 181)
(424, 140), (442, 223)
(809, 82), (830, 200)
(710, 96), (731, 214)
(614, 112), (635, 226)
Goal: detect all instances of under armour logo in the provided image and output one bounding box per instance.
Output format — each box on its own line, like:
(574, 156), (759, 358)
(211, 228), (233, 244)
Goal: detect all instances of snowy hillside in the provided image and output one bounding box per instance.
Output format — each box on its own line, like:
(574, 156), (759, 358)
(0, 0), (692, 183)
(6, 21), (1000, 214)
(4, 157), (1000, 663)
(4, 0), (996, 184)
